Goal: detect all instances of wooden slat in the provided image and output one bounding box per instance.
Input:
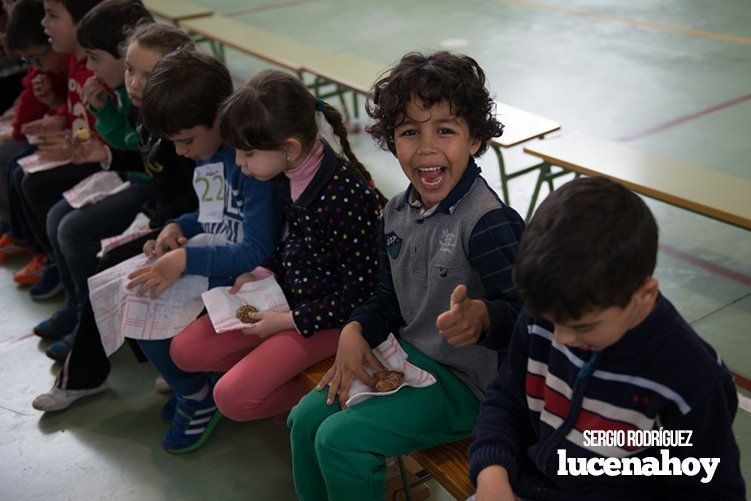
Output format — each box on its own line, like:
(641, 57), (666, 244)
(411, 439), (474, 500)
(491, 101), (560, 148)
(524, 132), (751, 229)
(299, 356), (334, 388)
(302, 53), (385, 95)
(300, 357), (475, 500)
(178, 15), (331, 72)
(142, 0), (212, 23)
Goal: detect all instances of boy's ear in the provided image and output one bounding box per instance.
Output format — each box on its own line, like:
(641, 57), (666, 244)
(282, 138), (304, 162)
(634, 277), (659, 306)
(469, 137), (481, 156)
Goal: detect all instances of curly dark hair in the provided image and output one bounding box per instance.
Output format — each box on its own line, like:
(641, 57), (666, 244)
(366, 51), (503, 157)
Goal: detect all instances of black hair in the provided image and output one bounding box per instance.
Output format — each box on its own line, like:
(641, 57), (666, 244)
(6, 0), (47, 52)
(513, 176), (659, 321)
(141, 47), (231, 138)
(52, 0), (104, 22)
(219, 69), (387, 205)
(77, 0), (153, 58)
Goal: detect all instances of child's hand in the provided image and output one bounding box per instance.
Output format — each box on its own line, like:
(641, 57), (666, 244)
(149, 223), (187, 257)
(476, 466), (517, 501)
(82, 76), (109, 110)
(241, 310), (294, 339)
(35, 135), (70, 161)
(436, 285), (490, 348)
(21, 115), (66, 135)
(126, 248), (186, 298)
(31, 74), (60, 108)
(317, 322), (385, 407)
(229, 271), (259, 294)
(69, 136), (108, 164)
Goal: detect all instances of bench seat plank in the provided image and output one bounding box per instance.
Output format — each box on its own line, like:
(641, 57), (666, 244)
(524, 132), (751, 229)
(492, 102), (561, 148)
(142, 0), (212, 23)
(302, 53), (384, 95)
(178, 15), (331, 72)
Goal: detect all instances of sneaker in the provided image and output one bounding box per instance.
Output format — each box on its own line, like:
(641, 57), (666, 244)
(0, 233), (30, 262)
(29, 260), (63, 299)
(12, 253), (46, 285)
(155, 375), (172, 394)
(32, 381), (108, 412)
(161, 393), (177, 422)
(162, 388), (222, 454)
(33, 308), (77, 339)
(45, 332), (76, 362)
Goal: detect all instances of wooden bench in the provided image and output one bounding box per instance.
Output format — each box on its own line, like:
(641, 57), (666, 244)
(300, 357), (475, 500)
(142, 0), (212, 24)
(178, 14), (331, 73)
(523, 132), (751, 229)
(489, 102), (561, 206)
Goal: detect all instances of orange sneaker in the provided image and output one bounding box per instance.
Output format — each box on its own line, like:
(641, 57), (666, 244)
(13, 253), (46, 285)
(0, 233), (30, 262)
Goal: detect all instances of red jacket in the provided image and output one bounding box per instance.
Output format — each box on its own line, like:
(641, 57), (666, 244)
(59, 54), (98, 134)
(11, 68), (67, 140)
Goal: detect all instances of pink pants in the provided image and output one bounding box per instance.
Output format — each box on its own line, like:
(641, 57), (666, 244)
(170, 315), (339, 422)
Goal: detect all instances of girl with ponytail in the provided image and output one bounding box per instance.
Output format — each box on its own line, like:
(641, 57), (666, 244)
(168, 69), (383, 425)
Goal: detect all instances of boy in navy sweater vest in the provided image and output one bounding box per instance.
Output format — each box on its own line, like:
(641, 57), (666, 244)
(470, 177), (745, 500)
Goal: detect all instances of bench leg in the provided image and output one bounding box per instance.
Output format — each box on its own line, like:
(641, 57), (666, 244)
(525, 165), (576, 222)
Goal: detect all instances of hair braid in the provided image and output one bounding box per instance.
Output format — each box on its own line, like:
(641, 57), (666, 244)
(320, 104), (388, 207)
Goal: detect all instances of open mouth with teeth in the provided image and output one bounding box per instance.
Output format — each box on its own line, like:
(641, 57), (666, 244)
(415, 166), (447, 190)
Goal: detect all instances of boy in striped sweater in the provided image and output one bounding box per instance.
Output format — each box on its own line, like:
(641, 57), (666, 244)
(470, 177), (745, 500)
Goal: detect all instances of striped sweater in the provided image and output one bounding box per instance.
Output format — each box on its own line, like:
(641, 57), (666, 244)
(470, 296), (745, 500)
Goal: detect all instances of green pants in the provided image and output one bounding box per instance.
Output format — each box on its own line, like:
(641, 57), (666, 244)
(287, 340), (480, 501)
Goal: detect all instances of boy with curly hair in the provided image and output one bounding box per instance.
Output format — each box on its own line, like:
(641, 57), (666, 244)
(288, 51), (525, 500)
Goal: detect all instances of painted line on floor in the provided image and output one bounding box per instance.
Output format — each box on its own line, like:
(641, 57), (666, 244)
(690, 293), (751, 325)
(738, 392), (751, 415)
(619, 92), (751, 142)
(732, 371), (751, 394)
(0, 332), (35, 352)
(496, 0), (751, 45)
(659, 243), (751, 287)
(221, 0), (319, 17)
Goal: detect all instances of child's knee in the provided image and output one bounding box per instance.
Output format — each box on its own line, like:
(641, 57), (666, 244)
(212, 376), (251, 422)
(169, 328), (205, 372)
(313, 414), (350, 458)
(288, 390), (329, 435)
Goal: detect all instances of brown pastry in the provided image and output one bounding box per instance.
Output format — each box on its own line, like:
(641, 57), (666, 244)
(236, 305), (259, 324)
(373, 370), (404, 392)
(74, 128), (92, 142)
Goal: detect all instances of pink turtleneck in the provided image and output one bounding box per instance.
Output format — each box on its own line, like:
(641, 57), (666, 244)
(285, 139), (324, 202)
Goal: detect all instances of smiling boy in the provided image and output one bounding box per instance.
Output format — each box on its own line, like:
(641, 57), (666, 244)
(287, 51), (525, 500)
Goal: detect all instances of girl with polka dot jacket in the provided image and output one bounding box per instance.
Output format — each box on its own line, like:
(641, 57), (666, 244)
(169, 70), (385, 426)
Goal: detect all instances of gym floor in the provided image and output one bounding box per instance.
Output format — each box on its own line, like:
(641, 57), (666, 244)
(1, 0), (749, 498)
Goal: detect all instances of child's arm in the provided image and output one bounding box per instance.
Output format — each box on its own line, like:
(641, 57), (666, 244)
(469, 310), (535, 491)
(466, 207), (525, 350)
(84, 78), (139, 152)
(347, 217), (405, 347)
(181, 178), (281, 278)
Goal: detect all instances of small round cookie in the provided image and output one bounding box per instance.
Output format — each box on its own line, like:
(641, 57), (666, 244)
(236, 305), (259, 324)
(74, 128), (92, 142)
(373, 370), (404, 392)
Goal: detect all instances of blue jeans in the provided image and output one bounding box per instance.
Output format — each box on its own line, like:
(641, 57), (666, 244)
(137, 338), (209, 396)
(46, 182), (154, 312)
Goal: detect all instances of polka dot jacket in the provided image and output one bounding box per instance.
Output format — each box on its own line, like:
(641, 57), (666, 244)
(264, 142), (382, 337)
